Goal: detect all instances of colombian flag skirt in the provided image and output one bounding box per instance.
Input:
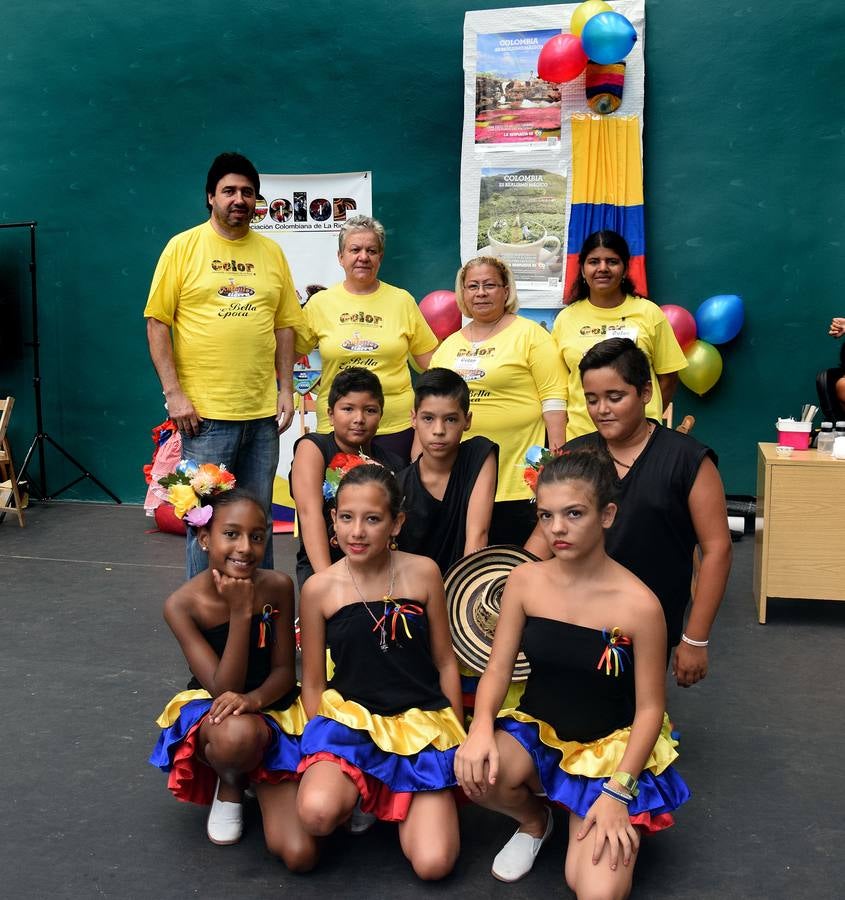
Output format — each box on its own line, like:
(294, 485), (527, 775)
(298, 688), (466, 822)
(149, 689), (307, 805)
(497, 710), (689, 832)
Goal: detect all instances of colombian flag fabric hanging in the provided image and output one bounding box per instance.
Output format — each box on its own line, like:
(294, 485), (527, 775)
(565, 115), (647, 300)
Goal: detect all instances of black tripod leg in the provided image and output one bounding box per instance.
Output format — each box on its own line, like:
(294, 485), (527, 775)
(42, 433), (122, 503)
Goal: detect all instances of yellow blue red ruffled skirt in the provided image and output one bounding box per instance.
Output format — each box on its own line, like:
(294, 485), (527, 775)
(298, 688), (466, 822)
(149, 689), (307, 805)
(497, 710), (690, 832)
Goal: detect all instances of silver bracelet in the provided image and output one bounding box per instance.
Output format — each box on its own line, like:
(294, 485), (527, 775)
(681, 633), (709, 648)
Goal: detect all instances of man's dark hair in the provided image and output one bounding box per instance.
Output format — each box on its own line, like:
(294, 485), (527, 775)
(205, 152), (260, 211)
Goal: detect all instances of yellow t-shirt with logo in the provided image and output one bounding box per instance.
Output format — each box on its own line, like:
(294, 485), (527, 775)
(300, 281), (438, 435)
(551, 296), (688, 440)
(144, 222), (304, 420)
(431, 317), (565, 502)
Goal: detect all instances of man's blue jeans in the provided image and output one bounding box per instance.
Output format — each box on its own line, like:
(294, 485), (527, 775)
(180, 416), (279, 579)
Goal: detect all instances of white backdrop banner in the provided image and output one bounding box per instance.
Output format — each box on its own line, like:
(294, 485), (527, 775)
(250, 171), (373, 524)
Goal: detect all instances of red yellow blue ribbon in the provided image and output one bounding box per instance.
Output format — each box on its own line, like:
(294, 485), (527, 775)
(597, 626), (632, 677)
(258, 604), (280, 648)
(369, 601), (425, 643)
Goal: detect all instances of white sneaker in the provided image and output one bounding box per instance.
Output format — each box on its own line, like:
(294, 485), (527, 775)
(207, 779), (243, 845)
(491, 806), (553, 882)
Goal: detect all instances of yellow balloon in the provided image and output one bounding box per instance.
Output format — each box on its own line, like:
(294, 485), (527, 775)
(570, 0), (613, 37)
(679, 340), (723, 396)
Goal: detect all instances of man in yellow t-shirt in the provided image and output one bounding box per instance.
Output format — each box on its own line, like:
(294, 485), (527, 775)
(144, 152), (304, 576)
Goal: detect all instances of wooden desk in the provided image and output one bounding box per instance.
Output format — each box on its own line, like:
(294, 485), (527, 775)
(754, 443), (845, 622)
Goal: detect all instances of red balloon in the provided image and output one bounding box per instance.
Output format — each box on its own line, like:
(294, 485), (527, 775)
(537, 34), (588, 83)
(660, 304), (697, 350)
(419, 290), (461, 340)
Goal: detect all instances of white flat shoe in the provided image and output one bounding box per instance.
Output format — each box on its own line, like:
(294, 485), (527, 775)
(207, 779), (243, 845)
(491, 806), (553, 882)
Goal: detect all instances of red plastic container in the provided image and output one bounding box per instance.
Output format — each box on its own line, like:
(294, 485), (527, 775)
(775, 419), (811, 450)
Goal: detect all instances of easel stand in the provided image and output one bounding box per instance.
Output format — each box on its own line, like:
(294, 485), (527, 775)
(1, 221), (120, 503)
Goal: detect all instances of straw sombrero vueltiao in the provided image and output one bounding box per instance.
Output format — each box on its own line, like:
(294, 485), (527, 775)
(444, 544), (538, 681)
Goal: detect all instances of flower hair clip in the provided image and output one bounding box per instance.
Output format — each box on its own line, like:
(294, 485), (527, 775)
(522, 445), (568, 494)
(158, 459), (236, 526)
(322, 451), (375, 502)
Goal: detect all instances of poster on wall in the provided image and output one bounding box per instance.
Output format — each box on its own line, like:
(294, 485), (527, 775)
(474, 29), (563, 149)
(461, 2), (646, 309)
(251, 171), (373, 526)
(477, 166), (567, 291)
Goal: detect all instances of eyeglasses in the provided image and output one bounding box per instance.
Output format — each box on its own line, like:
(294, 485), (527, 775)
(464, 282), (504, 293)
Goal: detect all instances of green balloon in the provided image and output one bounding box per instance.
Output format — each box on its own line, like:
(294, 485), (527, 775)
(679, 340), (723, 396)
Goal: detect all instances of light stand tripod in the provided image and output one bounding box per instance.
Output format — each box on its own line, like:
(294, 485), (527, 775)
(1, 220), (120, 503)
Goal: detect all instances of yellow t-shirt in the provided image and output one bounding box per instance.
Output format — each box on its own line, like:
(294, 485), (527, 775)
(144, 222), (304, 420)
(431, 317), (565, 502)
(299, 281), (438, 435)
(551, 295), (688, 440)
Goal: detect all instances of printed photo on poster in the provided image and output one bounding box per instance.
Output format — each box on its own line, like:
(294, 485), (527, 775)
(477, 166), (567, 291)
(518, 306), (561, 333)
(475, 29), (562, 149)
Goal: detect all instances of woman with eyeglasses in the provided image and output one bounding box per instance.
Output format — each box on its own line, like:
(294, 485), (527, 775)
(429, 257), (565, 545)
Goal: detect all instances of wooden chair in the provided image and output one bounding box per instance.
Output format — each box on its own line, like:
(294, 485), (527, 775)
(0, 396), (26, 526)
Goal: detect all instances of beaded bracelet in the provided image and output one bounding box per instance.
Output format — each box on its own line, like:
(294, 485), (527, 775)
(681, 633), (709, 648)
(600, 783), (632, 806)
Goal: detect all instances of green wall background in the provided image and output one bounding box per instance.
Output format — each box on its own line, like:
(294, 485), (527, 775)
(1, 0), (842, 502)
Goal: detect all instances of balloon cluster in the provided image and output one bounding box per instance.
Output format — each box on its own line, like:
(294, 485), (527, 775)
(419, 290), (461, 340)
(661, 295), (745, 396)
(537, 1), (637, 83)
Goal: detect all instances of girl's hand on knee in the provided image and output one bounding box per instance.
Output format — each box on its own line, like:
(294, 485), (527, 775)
(209, 690), (259, 724)
(576, 794), (639, 870)
(212, 569), (255, 614)
(454, 732), (498, 798)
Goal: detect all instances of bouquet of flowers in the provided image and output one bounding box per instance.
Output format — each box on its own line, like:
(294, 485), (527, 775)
(522, 445), (566, 494)
(322, 452), (373, 502)
(158, 459), (236, 526)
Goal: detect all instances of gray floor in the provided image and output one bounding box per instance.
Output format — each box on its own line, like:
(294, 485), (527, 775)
(1, 502), (843, 899)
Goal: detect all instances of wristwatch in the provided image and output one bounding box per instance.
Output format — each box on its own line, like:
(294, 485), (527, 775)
(611, 770), (639, 797)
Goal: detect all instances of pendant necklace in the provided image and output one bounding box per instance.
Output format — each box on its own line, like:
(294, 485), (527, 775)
(346, 552), (396, 652)
(470, 314), (506, 351)
(609, 423), (654, 470)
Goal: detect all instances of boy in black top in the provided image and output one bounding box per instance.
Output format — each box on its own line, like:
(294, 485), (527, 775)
(399, 368), (498, 574)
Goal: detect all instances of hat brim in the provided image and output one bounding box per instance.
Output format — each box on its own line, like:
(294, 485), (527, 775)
(444, 544), (538, 680)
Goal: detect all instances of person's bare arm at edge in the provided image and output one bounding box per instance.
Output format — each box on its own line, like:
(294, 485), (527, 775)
(146, 316), (202, 436)
(291, 439), (335, 575)
(672, 457), (732, 687)
(463, 451), (497, 556)
(275, 326), (295, 434)
(454, 566), (527, 798)
(657, 372), (679, 409)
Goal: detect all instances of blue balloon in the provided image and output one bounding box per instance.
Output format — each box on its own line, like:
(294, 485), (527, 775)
(694, 294), (745, 345)
(581, 12), (637, 64)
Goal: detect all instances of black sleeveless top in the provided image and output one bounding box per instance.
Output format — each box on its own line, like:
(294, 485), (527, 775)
(397, 436), (498, 574)
(186, 613), (296, 709)
(326, 601), (449, 716)
(516, 617), (635, 743)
